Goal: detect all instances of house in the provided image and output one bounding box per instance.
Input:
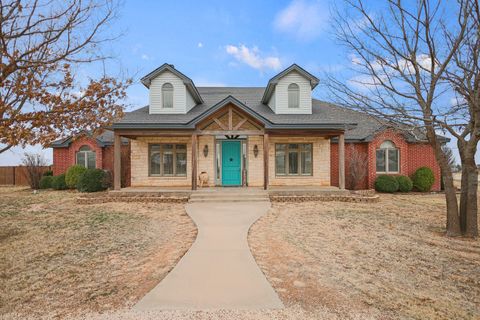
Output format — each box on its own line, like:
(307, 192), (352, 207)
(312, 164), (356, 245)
(51, 63), (442, 191)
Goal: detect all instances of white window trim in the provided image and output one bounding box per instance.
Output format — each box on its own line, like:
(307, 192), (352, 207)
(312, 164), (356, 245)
(76, 146), (96, 169)
(376, 147), (400, 174)
(288, 83), (300, 109)
(162, 83), (174, 109)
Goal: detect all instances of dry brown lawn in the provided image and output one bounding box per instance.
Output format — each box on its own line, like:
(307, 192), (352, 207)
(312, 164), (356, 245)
(249, 194), (480, 320)
(2, 187), (479, 320)
(0, 187), (196, 319)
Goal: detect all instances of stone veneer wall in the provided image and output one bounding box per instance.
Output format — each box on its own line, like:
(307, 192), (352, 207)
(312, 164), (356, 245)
(130, 137), (191, 187)
(197, 135), (215, 187)
(247, 135), (264, 187)
(268, 136), (331, 186)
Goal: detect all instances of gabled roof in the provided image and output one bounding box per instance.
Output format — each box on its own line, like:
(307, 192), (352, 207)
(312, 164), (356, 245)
(140, 63), (204, 104)
(113, 87), (356, 131)
(261, 64), (320, 104)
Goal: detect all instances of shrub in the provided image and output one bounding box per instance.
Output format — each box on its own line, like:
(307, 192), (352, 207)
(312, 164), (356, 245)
(43, 170), (53, 176)
(21, 152), (48, 189)
(51, 174), (67, 190)
(39, 176), (53, 189)
(375, 175), (399, 193)
(65, 165), (87, 189)
(395, 175), (413, 192)
(77, 169), (109, 192)
(412, 167), (435, 192)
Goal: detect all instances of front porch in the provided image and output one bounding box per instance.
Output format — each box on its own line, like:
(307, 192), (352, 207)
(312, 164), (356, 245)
(113, 100), (347, 191)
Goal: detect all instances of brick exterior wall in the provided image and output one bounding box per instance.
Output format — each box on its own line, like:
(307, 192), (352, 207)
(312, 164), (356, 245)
(330, 129), (442, 191)
(331, 142), (369, 190)
(52, 135), (131, 187)
(52, 136), (103, 175)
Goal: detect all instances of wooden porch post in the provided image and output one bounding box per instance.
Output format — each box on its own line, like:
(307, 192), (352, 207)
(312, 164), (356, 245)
(263, 133), (269, 190)
(191, 134), (198, 190)
(339, 133), (345, 190)
(114, 132), (121, 190)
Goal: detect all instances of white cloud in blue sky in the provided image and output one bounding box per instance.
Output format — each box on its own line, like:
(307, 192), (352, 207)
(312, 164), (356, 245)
(274, 0), (329, 41)
(225, 45), (282, 71)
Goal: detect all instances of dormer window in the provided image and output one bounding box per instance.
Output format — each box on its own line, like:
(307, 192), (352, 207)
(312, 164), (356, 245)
(162, 83), (174, 108)
(288, 83), (299, 108)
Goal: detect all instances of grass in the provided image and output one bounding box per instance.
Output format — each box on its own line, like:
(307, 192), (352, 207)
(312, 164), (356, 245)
(0, 187), (197, 319)
(249, 193), (480, 320)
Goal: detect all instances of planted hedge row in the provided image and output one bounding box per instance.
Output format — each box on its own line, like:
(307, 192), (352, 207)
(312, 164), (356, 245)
(374, 166), (434, 193)
(38, 166), (111, 192)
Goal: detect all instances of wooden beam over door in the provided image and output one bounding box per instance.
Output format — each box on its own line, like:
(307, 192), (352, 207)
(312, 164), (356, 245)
(263, 133), (269, 190)
(228, 106), (233, 130)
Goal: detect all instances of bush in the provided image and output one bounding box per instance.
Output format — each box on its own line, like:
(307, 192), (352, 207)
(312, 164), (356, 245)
(412, 167), (435, 192)
(43, 170), (53, 176)
(51, 174), (67, 190)
(21, 152), (48, 189)
(395, 175), (413, 192)
(375, 175), (399, 193)
(76, 169), (109, 192)
(39, 176), (53, 189)
(65, 165), (87, 189)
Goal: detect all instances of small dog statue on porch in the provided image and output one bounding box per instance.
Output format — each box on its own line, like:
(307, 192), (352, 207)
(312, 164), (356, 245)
(198, 172), (209, 188)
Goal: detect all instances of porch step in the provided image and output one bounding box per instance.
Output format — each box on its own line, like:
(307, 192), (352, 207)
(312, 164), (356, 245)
(189, 190), (269, 203)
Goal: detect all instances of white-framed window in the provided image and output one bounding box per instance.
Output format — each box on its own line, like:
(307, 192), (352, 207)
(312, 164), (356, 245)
(149, 144), (187, 176)
(376, 140), (399, 173)
(76, 145), (96, 169)
(288, 83), (299, 108)
(162, 83), (174, 108)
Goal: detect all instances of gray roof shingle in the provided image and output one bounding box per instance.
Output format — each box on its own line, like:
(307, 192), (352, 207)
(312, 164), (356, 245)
(114, 87), (388, 141)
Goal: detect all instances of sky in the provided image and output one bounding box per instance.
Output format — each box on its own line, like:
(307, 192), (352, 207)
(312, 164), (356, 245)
(0, 0), (474, 165)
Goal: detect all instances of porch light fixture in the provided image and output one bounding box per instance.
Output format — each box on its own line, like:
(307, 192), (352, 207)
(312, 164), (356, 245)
(253, 144), (259, 158)
(203, 144), (209, 157)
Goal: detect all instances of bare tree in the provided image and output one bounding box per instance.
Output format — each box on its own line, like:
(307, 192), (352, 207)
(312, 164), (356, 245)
(0, 0), (131, 154)
(326, 0), (477, 236)
(441, 145), (456, 172)
(442, 1), (479, 237)
(347, 144), (368, 189)
(21, 152), (47, 189)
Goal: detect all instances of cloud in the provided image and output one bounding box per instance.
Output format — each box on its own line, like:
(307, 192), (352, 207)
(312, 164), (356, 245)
(274, 0), (329, 41)
(197, 42), (203, 48)
(225, 44), (282, 71)
(141, 54), (151, 61)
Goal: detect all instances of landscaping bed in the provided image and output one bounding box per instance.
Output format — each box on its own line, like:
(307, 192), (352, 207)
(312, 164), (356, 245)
(0, 187), (197, 319)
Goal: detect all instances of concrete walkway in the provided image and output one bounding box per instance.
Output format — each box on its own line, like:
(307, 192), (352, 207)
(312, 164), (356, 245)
(134, 201), (284, 311)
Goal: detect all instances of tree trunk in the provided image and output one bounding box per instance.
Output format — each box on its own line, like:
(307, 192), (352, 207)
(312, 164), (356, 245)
(458, 143), (478, 237)
(426, 128), (461, 236)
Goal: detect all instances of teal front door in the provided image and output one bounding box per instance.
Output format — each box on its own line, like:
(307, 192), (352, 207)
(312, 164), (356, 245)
(221, 141), (242, 186)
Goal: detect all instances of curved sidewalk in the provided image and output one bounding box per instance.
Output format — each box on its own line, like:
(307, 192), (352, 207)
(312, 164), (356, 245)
(134, 201), (284, 310)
